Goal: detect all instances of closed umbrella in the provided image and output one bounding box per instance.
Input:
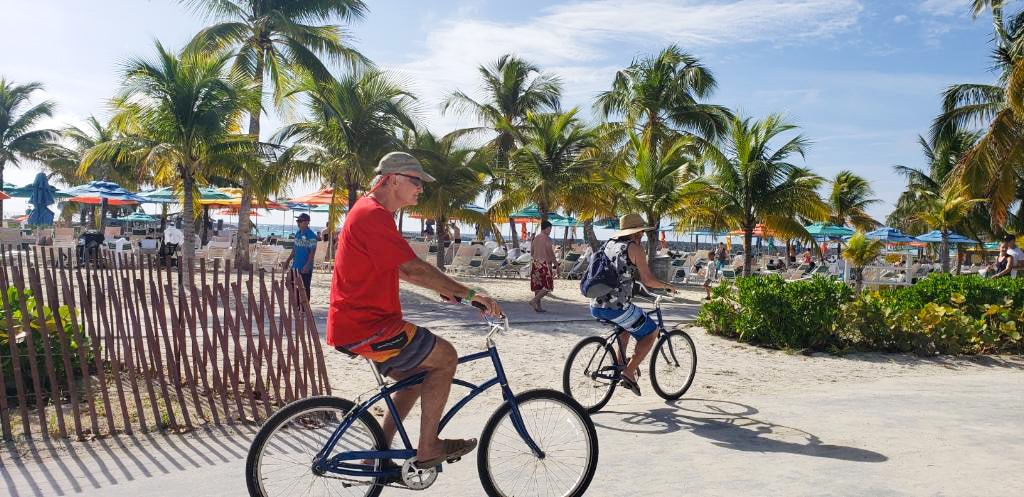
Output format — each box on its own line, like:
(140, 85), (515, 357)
(26, 172), (55, 225)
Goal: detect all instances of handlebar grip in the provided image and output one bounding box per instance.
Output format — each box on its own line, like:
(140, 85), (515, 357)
(470, 300), (487, 311)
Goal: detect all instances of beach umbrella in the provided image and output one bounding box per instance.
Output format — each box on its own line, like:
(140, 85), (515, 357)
(200, 188), (286, 210)
(0, 191), (10, 201)
(859, 226), (917, 243)
(64, 180), (146, 202)
(116, 211), (157, 222)
(3, 181), (69, 199)
(804, 222), (854, 238)
(509, 204), (567, 222)
(67, 196), (138, 205)
(914, 230), (978, 244)
(290, 187), (341, 205)
(729, 224), (774, 237)
(26, 172), (55, 225)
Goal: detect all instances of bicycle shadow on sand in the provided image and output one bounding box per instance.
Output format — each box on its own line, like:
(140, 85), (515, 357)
(593, 398), (887, 463)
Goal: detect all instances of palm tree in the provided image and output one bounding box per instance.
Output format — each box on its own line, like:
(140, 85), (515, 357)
(492, 108), (598, 222)
(594, 44), (731, 158)
(407, 131), (492, 268)
(843, 232), (883, 293)
(82, 42), (259, 266)
(913, 186), (985, 273)
(442, 55), (562, 249)
(0, 79), (60, 219)
(699, 114), (829, 275)
(889, 131), (984, 234)
(606, 130), (707, 258)
(277, 70), (416, 208)
(828, 170), (880, 231)
(183, 0), (368, 267)
(933, 0), (1024, 228)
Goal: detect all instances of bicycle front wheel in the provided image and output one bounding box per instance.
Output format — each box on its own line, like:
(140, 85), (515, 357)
(478, 389), (599, 497)
(245, 396), (386, 497)
(562, 336), (618, 413)
(649, 328), (697, 400)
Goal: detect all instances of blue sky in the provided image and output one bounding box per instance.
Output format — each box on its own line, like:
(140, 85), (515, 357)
(0, 0), (997, 223)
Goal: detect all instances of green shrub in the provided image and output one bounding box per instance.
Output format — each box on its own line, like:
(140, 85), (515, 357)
(698, 275), (851, 350)
(699, 274), (1024, 356)
(0, 286), (94, 397)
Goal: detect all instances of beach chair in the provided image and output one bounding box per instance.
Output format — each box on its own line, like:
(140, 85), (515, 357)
(480, 251), (507, 277)
(0, 228), (23, 247)
(103, 226), (122, 241)
(558, 252), (583, 279)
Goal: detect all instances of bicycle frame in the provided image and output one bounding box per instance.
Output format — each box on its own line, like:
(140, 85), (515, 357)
(310, 331), (544, 480)
(590, 296), (669, 381)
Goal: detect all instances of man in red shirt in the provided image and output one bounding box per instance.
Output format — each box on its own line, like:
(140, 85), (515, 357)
(327, 151), (502, 469)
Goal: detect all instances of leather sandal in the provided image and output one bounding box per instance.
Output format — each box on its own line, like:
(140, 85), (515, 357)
(413, 438), (478, 470)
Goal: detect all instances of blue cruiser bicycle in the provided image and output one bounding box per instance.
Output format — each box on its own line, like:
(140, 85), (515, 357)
(245, 301), (599, 497)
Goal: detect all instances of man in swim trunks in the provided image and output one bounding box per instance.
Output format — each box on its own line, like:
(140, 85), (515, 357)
(327, 151), (502, 469)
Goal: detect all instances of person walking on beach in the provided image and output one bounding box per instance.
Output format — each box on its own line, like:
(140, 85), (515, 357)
(449, 221), (461, 244)
(530, 220), (557, 312)
(327, 151), (502, 470)
(703, 249), (718, 300)
(590, 214), (678, 396)
(715, 242), (728, 270)
(282, 213), (318, 298)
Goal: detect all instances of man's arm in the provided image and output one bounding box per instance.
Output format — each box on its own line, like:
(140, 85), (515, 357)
(282, 251), (294, 269)
(627, 243), (675, 291)
(398, 257), (502, 315)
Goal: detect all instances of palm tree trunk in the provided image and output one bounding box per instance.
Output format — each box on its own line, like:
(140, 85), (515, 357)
(234, 192), (253, 269)
(435, 215), (447, 269)
(561, 225), (570, 254)
(99, 198), (109, 230)
(508, 218), (520, 249)
(201, 205), (211, 246)
(941, 230), (950, 273)
(583, 219), (600, 251)
(743, 227), (754, 276)
(347, 180), (359, 210)
(235, 49), (266, 271)
(646, 214), (660, 259)
(181, 172), (197, 277)
(0, 160), (5, 220)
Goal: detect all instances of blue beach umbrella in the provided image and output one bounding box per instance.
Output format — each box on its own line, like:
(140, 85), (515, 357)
(914, 230), (978, 244)
(26, 172), (56, 225)
(859, 226), (917, 243)
(65, 180), (147, 202)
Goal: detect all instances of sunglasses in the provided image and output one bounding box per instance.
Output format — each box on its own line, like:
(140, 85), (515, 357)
(394, 173), (423, 188)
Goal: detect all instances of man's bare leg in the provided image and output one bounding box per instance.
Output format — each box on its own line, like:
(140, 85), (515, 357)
(622, 330), (658, 382)
(413, 337), (458, 460)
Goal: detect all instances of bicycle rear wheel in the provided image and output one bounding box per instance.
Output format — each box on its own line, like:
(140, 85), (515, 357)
(562, 336), (618, 413)
(246, 396), (386, 497)
(649, 328), (697, 400)
(478, 389), (599, 497)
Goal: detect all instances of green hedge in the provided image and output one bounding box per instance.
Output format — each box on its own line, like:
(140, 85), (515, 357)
(696, 273), (1024, 355)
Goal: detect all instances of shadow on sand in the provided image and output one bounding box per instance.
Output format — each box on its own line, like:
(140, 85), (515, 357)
(0, 425), (257, 497)
(593, 398), (887, 463)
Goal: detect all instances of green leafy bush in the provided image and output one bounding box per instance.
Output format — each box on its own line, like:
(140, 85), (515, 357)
(0, 286), (94, 396)
(699, 273), (1024, 355)
(698, 275), (851, 350)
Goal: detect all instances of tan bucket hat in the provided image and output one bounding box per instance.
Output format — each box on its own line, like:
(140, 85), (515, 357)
(374, 151), (436, 182)
(611, 213), (655, 238)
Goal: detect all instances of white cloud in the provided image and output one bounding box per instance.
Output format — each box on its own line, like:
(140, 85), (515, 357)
(893, 14), (908, 23)
(918, 0), (973, 17)
(383, 0), (863, 135)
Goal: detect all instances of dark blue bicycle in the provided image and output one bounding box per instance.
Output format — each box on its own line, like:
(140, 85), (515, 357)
(245, 302), (599, 497)
(562, 288), (697, 413)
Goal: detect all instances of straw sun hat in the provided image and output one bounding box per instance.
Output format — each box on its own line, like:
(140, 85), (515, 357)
(611, 213), (655, 238)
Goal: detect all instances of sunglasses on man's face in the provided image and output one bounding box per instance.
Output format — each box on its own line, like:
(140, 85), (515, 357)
(394, 173), (423, 188)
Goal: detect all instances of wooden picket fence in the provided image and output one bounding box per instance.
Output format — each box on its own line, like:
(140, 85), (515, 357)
(0, 245), (330, 440)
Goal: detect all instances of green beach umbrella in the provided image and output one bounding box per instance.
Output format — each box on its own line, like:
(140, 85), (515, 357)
(804, 222), (854, 238)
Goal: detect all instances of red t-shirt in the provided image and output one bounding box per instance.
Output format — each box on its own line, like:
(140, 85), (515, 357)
(326, 196), (416, 348)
